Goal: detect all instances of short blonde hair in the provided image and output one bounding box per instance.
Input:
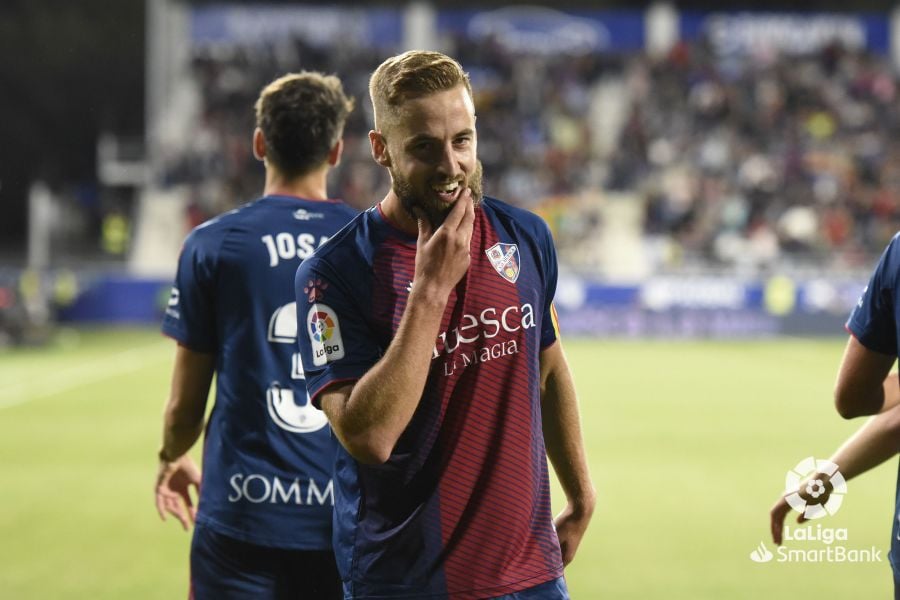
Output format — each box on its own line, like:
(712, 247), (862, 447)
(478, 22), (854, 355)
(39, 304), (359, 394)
(369, 51), (472, 133)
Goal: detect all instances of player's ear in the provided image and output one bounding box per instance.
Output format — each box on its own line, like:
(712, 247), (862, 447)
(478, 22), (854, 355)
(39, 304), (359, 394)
(252, 128), (266, 161)
(328, 138), (344, 167)
(369, 130), (391, 168)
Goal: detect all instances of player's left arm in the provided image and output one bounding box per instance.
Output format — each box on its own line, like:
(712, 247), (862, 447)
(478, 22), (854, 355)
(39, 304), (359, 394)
(770, 395), (900, 544)
(834, 335), (897, 418)
(540, 340), (596, 566)
(155, 344), (215, 530)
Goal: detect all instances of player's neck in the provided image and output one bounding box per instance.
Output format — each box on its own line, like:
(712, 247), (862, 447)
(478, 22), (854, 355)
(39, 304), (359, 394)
(380, 191), (418, 236)
(263, 166), (329, 201)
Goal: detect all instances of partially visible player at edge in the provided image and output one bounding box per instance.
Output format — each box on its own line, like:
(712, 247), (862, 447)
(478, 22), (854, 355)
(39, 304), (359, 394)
(769, 234), (900, 598)
(294, 51), (595, 599)
(155, 72), (357, 600)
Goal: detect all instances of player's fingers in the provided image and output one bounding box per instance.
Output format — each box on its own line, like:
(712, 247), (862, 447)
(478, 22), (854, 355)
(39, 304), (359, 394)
(771, 513), (785, 545)
(168, 498), (191, 531)
(770, 497), (794, 544)
(559, 540), (573, 566)
(769, 507), (784, 544)
(181, 488), (197, 523)
(458, 189), (476, 239)
(158, 489), (190, 530)
(441, 188), (470, 230)
(415, 210), (433, 244)
(155, 493), (168, 521)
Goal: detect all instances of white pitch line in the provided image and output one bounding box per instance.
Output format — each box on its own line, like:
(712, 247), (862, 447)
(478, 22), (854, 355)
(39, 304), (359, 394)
(0, 340), (172, 410)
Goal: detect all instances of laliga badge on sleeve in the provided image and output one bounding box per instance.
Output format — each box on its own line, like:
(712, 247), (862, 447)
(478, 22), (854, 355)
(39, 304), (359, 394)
(307, 304), (345, 366)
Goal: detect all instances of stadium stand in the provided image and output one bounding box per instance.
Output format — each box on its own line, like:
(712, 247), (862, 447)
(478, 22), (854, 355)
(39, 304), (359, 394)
(157, 7), (900, 280)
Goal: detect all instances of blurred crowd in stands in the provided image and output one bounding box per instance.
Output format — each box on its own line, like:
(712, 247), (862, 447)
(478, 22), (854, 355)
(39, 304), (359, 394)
(162, 31), (900, 276)
(161, 37), (392, 225)
(620, 40), (900, 274)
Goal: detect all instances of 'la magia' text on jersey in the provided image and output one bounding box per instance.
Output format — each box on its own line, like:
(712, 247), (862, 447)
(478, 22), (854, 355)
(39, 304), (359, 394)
(295, 197), (565, 599)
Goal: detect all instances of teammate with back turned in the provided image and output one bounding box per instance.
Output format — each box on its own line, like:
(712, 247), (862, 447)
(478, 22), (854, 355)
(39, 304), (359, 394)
(155, 71), (356, 600)
(294, 51), (595, 599)
(770, 232), (900, 598)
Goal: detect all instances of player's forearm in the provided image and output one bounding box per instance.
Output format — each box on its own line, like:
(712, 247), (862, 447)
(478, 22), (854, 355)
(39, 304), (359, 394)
(829, 404), (900, 481)
(332, 287), (448, 464)
(877, 373), (900, 414)
(161, 417), (205, 460)
(540, 349), (595, 512)
(159, 345), (214, 461)
(543, 392), (595, 512)
(160, 390), (208, 459)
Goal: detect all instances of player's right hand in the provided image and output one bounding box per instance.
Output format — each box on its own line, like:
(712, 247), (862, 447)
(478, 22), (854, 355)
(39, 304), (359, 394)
(769, 473), (832, 544)
(413, 188), (475, 301)
(155, 454), (201, 531)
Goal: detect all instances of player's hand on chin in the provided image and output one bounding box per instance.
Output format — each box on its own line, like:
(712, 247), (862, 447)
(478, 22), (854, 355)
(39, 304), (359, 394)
(412, 188), (475, 303)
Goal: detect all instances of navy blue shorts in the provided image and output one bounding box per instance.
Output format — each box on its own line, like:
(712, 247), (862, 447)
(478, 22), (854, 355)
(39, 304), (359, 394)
(191, 522), (341, 600)
(491, 577), (570, 600)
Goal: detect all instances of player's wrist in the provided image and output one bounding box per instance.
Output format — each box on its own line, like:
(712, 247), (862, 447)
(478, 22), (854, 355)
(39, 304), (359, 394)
(157, 447), (179, 463)
(408, 280), (452, 309)
(569, 487), (597, 517)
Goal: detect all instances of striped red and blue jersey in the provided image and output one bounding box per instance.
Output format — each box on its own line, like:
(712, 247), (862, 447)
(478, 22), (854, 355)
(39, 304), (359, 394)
(161, 195), (357, 550)
(294, 197), (564, 598)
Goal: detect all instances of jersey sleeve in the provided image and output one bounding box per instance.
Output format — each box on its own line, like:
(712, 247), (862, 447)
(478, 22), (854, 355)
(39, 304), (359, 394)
(536, 217), (561, 348)
(846, 234), (900, 355)
(295, 255), (381, 407)
(160, 228), (220, 353)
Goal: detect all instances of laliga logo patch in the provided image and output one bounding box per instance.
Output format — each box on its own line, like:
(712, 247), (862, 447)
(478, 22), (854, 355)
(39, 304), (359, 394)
(308, 310), (335, 342)
(307, 304), (345, 366)
(485, 243), (520, 283)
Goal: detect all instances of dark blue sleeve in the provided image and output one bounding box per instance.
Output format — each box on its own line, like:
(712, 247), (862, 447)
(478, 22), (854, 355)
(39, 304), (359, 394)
(160, 228), (220, 353)
(536, 217), (560, 348)
(846, 234), (900, 356)
(295, 256), (381, 407)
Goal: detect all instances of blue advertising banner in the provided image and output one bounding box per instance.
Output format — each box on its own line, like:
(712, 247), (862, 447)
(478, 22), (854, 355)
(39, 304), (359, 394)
(58, 276), (171, 324)
(554, 276), (866, 338)
(190, 5), (403, 49)
(679, 11), (890, 55)
(437, 7), (645, 55)
(55, 272), (866, 337)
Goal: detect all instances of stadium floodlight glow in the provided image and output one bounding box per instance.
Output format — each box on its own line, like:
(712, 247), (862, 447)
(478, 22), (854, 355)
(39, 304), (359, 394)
(784, 457), (847, 520)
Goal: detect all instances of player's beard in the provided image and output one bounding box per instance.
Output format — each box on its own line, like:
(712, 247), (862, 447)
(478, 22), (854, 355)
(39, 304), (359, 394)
(392, 160), (484, 229)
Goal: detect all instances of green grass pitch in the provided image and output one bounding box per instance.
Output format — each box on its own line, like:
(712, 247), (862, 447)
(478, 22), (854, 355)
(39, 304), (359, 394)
(0, 327), (895, 598)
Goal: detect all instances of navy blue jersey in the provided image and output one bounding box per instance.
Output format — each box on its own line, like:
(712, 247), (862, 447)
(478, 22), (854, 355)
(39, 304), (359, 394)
(294, 197), (563, 598)
(161, 195), (357, 549)
(847, 233), (900, 356)
(846, 232), (900, 574)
